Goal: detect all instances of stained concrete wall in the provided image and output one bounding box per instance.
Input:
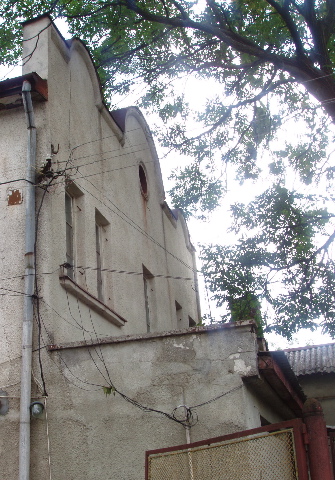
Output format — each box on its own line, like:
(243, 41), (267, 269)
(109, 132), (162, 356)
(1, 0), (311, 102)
(0, 15), (200, 346)
(0, 15), (201, 479)
(0, 16), (300, 480)
(26, 323), (269, 480)
(298, 373), (335, 426)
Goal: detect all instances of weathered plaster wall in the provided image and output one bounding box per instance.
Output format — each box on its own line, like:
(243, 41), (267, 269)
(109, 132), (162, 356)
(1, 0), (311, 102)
(20, 16), (201, 347)
(0, 103), (33, 368)
(298, 373), (335, 426)
(27, 324), (263, 480)
(0, 97), (40, 480)
(0, 15), (201, 478)
(243, 385), (287, 426)
(0, 16), (301, 480)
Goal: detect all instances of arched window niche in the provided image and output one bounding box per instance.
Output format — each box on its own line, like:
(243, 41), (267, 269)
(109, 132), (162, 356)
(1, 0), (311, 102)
(139, 163), (149, 199)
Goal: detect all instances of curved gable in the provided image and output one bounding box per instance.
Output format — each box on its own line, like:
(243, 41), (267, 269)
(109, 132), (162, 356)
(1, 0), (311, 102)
(68, 38), (104, 111)
(115, 106), (166, 204)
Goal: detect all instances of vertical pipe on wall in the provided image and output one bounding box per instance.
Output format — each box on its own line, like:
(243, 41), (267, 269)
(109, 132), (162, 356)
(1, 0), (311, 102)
(19, 80), (36, 480)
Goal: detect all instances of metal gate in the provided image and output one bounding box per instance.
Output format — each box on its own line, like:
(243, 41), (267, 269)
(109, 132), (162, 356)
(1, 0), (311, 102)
(146, 419), (309, 480)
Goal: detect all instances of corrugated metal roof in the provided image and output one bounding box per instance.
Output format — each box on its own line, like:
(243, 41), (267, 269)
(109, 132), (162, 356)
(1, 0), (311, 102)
(285, 343), (335, 376)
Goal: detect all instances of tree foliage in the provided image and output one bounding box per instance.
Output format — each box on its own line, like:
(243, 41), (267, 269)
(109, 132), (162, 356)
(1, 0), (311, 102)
(1, 0), (335, 338)
(201, 186), (335, 338)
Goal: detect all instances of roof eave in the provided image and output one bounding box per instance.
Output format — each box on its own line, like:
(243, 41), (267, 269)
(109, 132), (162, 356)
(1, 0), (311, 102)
(0, 72), (48, 110)
(258, 351), (306, 416)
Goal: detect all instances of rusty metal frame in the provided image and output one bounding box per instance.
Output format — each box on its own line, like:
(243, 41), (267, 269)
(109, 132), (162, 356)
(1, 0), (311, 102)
(145, 419), (309, 479)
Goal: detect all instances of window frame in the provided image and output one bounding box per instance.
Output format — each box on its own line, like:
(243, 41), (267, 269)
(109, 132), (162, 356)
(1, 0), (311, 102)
(95, 209), (109, 302)
(65, 181), (84, 281)
(65, 190), (74, 279)
(143, 265), (154, 332)
(139, 163), (149, 200)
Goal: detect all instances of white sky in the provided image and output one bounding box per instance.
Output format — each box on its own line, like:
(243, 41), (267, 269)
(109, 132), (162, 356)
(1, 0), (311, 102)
(1, 18), (333, 350)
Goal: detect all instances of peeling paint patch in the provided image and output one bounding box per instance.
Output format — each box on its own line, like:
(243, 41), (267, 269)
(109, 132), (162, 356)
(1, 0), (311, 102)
(229, 353), (240, 359)
(7, 189), (23, 205)
(173, 342), (189, 349)
(234, 359), (252, 375)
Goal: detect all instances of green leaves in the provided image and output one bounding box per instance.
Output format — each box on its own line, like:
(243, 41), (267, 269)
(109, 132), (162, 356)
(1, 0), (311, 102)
(201, 186), (335, 339)
(169, 162), (223, 219)
(2, 0), (335, 338)
(103, 385), (116, 396)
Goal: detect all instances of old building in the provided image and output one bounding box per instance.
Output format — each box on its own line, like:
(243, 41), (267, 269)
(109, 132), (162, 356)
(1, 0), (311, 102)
(285, 342), (335, 426)
(0, 15), (309, 480)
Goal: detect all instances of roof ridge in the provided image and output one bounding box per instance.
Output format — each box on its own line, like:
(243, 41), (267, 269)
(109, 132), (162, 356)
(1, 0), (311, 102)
(284, 342), (335, 352)
(285, 343), (335, 376)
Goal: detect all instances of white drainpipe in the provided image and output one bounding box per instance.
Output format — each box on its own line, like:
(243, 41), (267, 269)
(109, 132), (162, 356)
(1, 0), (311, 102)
(19, 80), (36, 480)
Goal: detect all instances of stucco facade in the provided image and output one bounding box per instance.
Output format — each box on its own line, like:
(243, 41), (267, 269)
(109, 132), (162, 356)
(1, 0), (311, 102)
(3, 319), (299, 480)
(0, 15), (200, 345)
(0, 16), (306, 480)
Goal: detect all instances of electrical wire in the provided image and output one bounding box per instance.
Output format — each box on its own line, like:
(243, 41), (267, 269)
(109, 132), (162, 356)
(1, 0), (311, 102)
(69, 126), (153, 154)
(71, 287), (112, 386)
(83, 298), (114, 387)
(0, 286), (29, 296)
(41, 297), (106, 335)
(40, 271), (243, 430)
(19, 121), (199, 278)
(3, 19), (335, 431)
(33, 176), (56, 397)
(0, 178), (35, 186)
(70, 264), (193, 281)
(189, 384), (243, 409)
(66, 166), (197, 273)
(0, 262), (203, 285)
(1, 103), (332, 209)
(36, 318), (103, 391)
(36, 262), (239, 430)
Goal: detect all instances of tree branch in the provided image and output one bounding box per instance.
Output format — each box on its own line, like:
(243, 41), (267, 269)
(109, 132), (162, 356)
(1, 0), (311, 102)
(172, 77), (294, 148)
(114, 1), (335, 121)
(265, 0), (306, 56)
(96, 27), (173, 68)
(61, 0), (335, 120)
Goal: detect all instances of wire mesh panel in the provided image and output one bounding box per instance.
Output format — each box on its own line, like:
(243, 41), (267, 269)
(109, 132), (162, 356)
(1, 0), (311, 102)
(148, 428), (299, 480)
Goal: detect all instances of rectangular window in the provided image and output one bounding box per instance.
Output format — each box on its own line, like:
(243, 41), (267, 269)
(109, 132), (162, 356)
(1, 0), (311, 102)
(143, 266), (154, 332)
(96, 222), (103, 301)
(65, 191), (74, 279)
(65, 182), (84, 281)
(143, 276), (150, 332)
(95, 210), (109, 302)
